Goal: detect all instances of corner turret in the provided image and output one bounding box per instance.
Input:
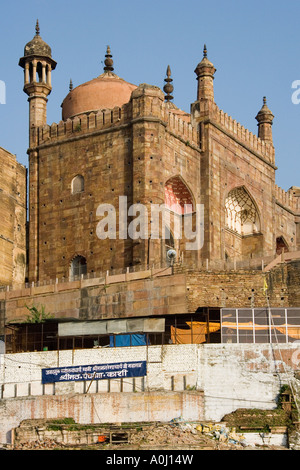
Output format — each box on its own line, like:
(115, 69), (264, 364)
(194, 44), (216, 102)
(255, 97), (274, 144)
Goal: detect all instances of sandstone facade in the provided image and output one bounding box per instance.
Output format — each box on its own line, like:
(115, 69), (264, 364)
(16, 30), (299, 285)
(1, 25), (299, 330)
(0, 147), (26, 287)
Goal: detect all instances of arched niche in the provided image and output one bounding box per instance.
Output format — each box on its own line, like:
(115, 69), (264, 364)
(164, 176), (194, 215)
(225, 186), (261, 236)
(71, 174), (84, 194)
(70, 255), (87, 279)
(276, 236), (289, 256)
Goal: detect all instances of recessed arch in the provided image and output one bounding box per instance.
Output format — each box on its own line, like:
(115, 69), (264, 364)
(225, 186), (261, 235)
(164, 175), (194, 215)
(276, 236), (289, 255)
(70, 254), (87, 279)
(71, 174), (84, 194)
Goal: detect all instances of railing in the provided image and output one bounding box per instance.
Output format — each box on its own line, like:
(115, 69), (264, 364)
(2, 250), (300, 294)
(264, 250), (300, 272)
(0, 262), (172, 293)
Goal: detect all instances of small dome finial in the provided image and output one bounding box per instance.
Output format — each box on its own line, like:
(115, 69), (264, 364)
(203, 44), (207, 58)
(263, 96), (267, 105)
(35, 19), (40, 36)
(69, 79), (73, 91)
(163, 65), (174, 102)
(104, 45), (114, 72)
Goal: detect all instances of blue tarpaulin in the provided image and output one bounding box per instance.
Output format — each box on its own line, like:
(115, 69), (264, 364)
(110, 334), (148, 347)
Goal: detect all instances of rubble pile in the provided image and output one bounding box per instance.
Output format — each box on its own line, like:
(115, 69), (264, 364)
(13, 439), (65, 450)
(129, 420), (245, 450)
(127, 418), (287, 450)
(130, 422), (213, 448)
(9, 417), (290, 450)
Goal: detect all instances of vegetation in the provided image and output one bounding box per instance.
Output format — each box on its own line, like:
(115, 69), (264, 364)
(24, 304), (53, 323)
(222, 407), (292, 433)
(222, 385), (298, 432)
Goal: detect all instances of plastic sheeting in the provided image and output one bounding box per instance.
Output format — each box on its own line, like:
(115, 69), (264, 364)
(109, 334), (148, 347)
(171, 322), (220, 344)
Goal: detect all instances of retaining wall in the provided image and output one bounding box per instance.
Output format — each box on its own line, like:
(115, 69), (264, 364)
(0, 343), (300, 444)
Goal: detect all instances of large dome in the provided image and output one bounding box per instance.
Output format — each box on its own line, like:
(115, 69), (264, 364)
(61, 71), (137, 120)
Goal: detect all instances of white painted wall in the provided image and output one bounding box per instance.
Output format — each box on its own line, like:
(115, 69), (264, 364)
(0, 343), (299, 444)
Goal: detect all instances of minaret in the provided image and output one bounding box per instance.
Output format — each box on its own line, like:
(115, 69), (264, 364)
(19, 20), (57, 146)
(194, 44), (216, 102)
(18, 21), (56, 283)
(255, 97), (274, 144)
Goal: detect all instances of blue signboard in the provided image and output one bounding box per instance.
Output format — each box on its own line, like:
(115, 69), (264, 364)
(42, 360), (147, 384)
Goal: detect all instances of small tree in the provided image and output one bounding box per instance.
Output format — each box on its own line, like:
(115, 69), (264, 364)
(25, 304), (53, 323)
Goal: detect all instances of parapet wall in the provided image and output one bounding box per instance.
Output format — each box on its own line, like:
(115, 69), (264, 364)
(166, 109), (198, 147)
(209, 102), (275, 164)
(33, 103), (131, 146)
(275, 184), (300, 214)
(32, 94), (199, 149)
(1, 268), (186, 324)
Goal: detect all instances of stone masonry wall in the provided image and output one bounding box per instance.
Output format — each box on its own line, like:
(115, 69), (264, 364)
(2, 269), (187, 324)
(2, 260), (300, 324)
(186, 263), (298, 311)
(30, 85), (202, 283)
(286, 260), (300, 306)
(0, 147), (26, 287)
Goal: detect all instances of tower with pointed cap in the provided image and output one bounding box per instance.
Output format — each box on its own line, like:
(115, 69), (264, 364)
(19, 21), (57, 282)
(194, 44), (216, 102)
(255, 97), (274, 144)
(19, 20), (57, 146)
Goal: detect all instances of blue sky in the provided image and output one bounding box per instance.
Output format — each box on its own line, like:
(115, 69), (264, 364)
(0, 0), (300, 190)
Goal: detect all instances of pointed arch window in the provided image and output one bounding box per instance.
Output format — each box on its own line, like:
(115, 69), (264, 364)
(164, 176), (194, 215)
(225, 186), (260, 236)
